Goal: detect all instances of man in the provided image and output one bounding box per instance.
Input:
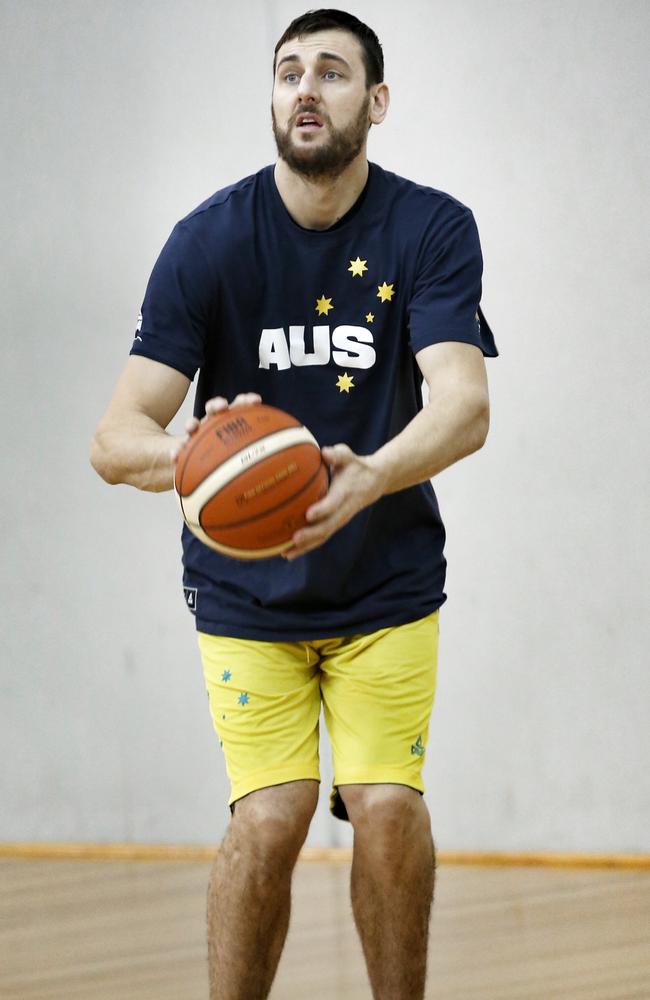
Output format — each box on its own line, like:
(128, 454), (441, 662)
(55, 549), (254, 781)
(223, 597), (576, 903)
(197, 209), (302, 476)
(91, 9), (497, 999)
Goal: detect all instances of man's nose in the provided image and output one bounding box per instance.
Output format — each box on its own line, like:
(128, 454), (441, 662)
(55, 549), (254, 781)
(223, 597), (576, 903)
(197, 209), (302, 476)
(297, 70), (320, 104)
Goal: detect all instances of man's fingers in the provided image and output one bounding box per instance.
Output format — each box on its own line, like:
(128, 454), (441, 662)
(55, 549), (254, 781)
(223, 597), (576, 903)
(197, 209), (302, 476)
(204, 396), (229, 415)
(170, 429), (192, 463)
(305, 495), (336, 522)
(321, 443), (352, 467)
(171, 418), (199, 462)
(175, 393), (263, 462)
(284, 510), (342, 557)
(204, 392), (262, 416)
(231, 392), (262, 408)
(283, 532), (327, 560)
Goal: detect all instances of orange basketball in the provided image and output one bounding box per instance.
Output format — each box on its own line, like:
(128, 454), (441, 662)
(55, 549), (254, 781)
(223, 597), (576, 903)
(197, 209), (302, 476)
(174, 403), (329, 559)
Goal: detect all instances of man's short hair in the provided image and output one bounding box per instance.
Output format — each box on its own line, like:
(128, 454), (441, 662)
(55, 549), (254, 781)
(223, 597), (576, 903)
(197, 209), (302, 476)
(273, 8), (384, 88)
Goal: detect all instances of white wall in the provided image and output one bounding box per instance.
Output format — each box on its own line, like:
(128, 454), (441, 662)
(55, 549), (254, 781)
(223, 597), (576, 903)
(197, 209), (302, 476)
(1, 0), (648, 852)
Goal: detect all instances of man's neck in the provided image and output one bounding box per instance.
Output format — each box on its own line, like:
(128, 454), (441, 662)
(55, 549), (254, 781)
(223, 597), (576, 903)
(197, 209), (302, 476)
(273, 154), (369, 231)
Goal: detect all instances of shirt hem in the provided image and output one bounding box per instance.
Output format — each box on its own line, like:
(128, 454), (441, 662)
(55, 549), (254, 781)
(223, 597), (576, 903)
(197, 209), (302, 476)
(129, 345), (197, 380)
(409, 328), (499, 358)
(229, 764), (321, 806)
(195, 599), (445, 642)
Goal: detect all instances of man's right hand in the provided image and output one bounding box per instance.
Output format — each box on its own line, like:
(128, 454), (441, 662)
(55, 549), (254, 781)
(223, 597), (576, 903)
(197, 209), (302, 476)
(170, 393), (263, 463)
(92, 353), (263, 493)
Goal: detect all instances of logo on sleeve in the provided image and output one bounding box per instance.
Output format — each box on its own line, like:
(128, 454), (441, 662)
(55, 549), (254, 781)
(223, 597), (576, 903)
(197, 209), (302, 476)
(133, 311), (143, 342)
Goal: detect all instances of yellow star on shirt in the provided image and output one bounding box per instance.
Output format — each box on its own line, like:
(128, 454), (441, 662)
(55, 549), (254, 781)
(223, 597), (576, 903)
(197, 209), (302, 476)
(348, 256), (368, 277)
(365, 312), (374, 323)
(377, 282), (395, 302)
(336, 372), (355, 393)
(315, 294), (334, 316)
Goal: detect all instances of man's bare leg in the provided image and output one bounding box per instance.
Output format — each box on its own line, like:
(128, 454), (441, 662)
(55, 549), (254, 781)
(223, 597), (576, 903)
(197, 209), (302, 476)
(341, 784), (435, 1000)
(207, 780), (318, 1000)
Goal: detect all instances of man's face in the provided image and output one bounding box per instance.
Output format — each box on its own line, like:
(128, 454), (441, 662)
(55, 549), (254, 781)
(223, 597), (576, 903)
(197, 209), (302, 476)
(272, 29), (373, 180)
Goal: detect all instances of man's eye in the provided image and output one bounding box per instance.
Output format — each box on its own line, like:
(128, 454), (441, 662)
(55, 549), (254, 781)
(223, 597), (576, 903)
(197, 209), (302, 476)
(324, 70), (340, 80)
(284, 72), (299, 83)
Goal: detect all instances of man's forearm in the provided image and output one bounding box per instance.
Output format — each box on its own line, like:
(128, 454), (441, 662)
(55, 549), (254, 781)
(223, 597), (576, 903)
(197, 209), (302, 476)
(369, 386), (489, 495)
(90, 414), (182, 493)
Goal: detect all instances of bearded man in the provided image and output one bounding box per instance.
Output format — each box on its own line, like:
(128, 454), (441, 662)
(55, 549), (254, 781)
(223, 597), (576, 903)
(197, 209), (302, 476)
(91, 9), (497, 999)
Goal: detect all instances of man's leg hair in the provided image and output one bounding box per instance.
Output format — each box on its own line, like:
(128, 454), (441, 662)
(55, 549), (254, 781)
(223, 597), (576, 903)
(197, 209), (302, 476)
(207, 780), (318, 1000)
(345, 785), (436, 1000)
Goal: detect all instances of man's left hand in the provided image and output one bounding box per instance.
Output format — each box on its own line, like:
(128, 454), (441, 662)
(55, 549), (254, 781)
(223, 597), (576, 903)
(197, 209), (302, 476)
(282, 444), (386, 560)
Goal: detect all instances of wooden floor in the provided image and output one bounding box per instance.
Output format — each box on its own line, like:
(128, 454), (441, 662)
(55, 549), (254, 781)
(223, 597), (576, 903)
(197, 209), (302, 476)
(1, 858), (649, 999)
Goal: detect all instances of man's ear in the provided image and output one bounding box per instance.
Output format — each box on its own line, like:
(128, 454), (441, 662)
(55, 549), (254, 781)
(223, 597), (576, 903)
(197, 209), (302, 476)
(369, 83), (390, 126)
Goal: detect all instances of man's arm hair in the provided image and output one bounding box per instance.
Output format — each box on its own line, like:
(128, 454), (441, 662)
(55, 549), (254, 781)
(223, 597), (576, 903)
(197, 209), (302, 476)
(369, 340), (490, 494)
(90, 355), (191, 493)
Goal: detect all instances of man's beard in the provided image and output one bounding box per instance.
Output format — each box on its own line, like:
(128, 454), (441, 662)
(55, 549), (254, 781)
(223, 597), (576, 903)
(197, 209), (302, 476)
(272, 98), (370, 181)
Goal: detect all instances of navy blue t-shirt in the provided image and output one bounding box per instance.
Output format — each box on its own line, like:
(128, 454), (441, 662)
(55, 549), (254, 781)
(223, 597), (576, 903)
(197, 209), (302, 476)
(131, 162), (497, 640)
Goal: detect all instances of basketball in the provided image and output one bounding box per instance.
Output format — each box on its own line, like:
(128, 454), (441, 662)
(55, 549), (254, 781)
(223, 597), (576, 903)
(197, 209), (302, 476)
(174, 403), (329, 559)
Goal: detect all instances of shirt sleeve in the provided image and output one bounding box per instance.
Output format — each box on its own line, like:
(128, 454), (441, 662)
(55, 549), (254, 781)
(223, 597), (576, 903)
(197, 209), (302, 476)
(408, 206), (498, 357)
(129, 221), (215, 379)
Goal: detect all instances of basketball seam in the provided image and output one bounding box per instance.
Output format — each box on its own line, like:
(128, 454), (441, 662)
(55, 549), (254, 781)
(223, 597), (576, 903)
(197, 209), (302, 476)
(176, 404), (301, 497)
(181, 427), (318, 518)
(200, 459), (327, 532)
(176, 413), (234, 497)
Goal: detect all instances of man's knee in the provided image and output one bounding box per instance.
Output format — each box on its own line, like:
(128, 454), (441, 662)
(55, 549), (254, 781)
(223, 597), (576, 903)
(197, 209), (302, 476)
(231, 779), (319, 866)
(340, 783), (432, 846)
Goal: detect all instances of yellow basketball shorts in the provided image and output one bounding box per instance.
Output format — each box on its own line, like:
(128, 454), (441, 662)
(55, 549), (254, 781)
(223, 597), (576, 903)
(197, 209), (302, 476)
(197, 610), (439, 821)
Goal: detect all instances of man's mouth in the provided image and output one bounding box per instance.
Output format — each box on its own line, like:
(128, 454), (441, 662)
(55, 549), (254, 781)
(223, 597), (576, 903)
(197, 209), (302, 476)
(295, 113), (324, 130)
